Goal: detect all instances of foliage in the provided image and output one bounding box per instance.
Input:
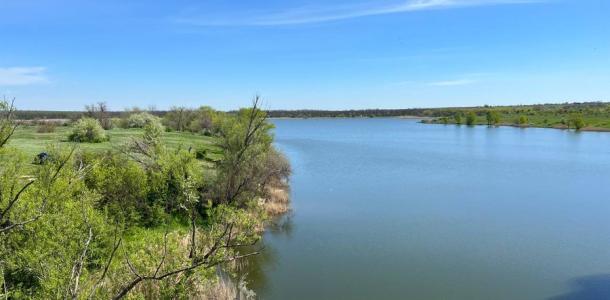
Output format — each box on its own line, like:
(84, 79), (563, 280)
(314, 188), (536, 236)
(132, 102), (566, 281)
(85, 102), (113, 130)
(214, 98), (274, 205)
(517, 115), (529, 126)
(453, 113), (463, 125)
(0, 98), (17, 148)
(163, 106), (221, 135)
(465, 112), (477, 126)
(486, 111), (501, 126)
(568, 113), (585, 130)
(68, 118), (109, 143)
(126, 112), (161, 129)
(2, 99), (289, 299)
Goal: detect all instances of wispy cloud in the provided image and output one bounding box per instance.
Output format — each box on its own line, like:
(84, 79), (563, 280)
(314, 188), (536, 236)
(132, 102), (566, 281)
(0, 67), (48, 86)
(175, 0), (545, 26)
(428, 78), (477, 86)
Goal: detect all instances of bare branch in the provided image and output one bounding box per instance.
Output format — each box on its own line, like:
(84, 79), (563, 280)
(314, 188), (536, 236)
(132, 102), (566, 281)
(0, 179), (35, 220)
(88, 230), (122, 299)
(112, 220), (260, 299)
(154, 231), (168, 277)
(67, 226), (93, 299)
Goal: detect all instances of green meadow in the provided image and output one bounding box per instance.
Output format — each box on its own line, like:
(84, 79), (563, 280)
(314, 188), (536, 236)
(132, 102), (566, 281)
(8, 125), (222, 160)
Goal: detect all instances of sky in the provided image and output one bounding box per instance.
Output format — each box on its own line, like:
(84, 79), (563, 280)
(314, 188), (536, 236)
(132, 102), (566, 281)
(0, 0), (608, 111)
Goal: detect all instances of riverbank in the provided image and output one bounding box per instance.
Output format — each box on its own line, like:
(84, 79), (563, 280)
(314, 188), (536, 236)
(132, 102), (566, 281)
(421, 119), (610, 132)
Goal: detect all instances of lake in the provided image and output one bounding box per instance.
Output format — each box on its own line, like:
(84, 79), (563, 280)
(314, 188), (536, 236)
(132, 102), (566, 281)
(247, 118), (610, 299)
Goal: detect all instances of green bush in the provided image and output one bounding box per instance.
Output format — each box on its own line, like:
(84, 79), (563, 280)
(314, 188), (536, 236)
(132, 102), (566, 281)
(568, 113), (585, 130)
(466, 112), (477, 126)
(127, 112), (160, 128)
(68, 118), (109, 143)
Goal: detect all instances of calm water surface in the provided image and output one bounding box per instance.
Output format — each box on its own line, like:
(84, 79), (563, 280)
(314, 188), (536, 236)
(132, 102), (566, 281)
(247, 118), (610, 299)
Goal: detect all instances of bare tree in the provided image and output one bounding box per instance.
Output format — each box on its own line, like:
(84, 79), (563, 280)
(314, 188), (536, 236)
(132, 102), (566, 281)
(0, 97), (18, 149)
(85, 102), (112, 130)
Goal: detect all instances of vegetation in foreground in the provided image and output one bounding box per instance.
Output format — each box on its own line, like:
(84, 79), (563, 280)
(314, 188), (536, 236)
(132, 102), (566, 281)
(1, 97), (291, 299)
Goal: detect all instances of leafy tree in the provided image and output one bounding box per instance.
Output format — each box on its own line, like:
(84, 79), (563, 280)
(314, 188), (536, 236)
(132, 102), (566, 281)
(466, 112), (477, 126)
(189, 106), (219, 135)
(69, 118), (109, 143)
(517, 115), (529, 126)
(454, 113), (463, 125)
(486, 111), (501, 126)
(568, 113), (585, 130)
(163, 106), (193, 132)
(215, 97), (274, 205)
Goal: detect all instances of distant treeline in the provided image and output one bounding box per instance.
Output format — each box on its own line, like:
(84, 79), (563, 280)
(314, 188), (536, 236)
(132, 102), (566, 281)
(265, 109), (428, 118)
(16, 101), (610, 121)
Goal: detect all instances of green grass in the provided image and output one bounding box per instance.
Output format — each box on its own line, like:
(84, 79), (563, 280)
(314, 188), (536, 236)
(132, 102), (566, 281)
(9, 126), (223, 160)
(423, 103), (610, 131)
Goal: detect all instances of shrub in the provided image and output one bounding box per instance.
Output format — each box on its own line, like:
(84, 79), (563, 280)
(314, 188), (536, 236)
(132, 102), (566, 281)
(127, 112), (160, 128)
(516, 115), (529, 126)
(68, 118), (109, 143)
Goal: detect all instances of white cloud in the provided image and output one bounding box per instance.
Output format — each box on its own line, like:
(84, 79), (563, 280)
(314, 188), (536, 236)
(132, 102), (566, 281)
(175, 0), (545, 26)
(429, 79), (477, 86)
(0, 67), (48, 86)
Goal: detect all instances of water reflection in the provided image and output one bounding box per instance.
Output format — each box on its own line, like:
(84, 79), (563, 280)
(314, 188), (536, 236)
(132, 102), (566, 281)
(238, 214), (295, 295)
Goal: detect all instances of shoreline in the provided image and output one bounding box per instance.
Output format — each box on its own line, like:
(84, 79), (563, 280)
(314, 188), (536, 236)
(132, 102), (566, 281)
(421, 121), (610, 133)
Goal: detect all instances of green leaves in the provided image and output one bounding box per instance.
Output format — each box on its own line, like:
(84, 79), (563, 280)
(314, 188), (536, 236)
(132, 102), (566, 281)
(68, 118), (109, 143)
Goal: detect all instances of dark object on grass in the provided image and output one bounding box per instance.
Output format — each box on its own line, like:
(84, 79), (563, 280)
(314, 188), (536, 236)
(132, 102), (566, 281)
(195, 148), (207, 160)
(34, 152), (49, 164)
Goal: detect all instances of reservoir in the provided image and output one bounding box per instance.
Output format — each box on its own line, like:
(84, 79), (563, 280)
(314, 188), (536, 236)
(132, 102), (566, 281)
(248, 118), (610, 299)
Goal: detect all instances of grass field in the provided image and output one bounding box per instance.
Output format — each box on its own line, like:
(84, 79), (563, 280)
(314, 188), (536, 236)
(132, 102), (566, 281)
(421, 103), (610, 131)
(8, 126), (222, 160)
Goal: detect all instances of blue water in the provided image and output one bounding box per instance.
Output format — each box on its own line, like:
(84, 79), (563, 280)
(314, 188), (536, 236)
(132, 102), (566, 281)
(249, 118), (610, 299)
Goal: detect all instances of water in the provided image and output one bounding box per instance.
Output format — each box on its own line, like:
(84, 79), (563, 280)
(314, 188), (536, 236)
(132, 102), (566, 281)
(247, 118), (610, 299)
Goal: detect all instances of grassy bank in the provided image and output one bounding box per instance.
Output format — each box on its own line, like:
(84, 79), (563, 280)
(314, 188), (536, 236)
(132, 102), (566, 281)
(420, 102), (610, 131)
(9, 126), (223, 159)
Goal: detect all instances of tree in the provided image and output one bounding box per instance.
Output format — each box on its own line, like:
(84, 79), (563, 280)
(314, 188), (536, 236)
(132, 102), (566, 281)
(163, 106), (192, 132)
(189, 106), (218, 135)
(517, 115), (529, 126)
(215, 96), (273, 205)
(454, 113), (463, 125)
(568, 113), (585, 130)
(0, 98), (17, 148)
(466, 112), (477, 126)
(486, 111), (501, 126)
(85, 102), (113, 130)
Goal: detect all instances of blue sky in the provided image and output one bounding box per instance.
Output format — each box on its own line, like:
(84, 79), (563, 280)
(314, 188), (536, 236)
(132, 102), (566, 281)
(0, 0), (608, 111)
